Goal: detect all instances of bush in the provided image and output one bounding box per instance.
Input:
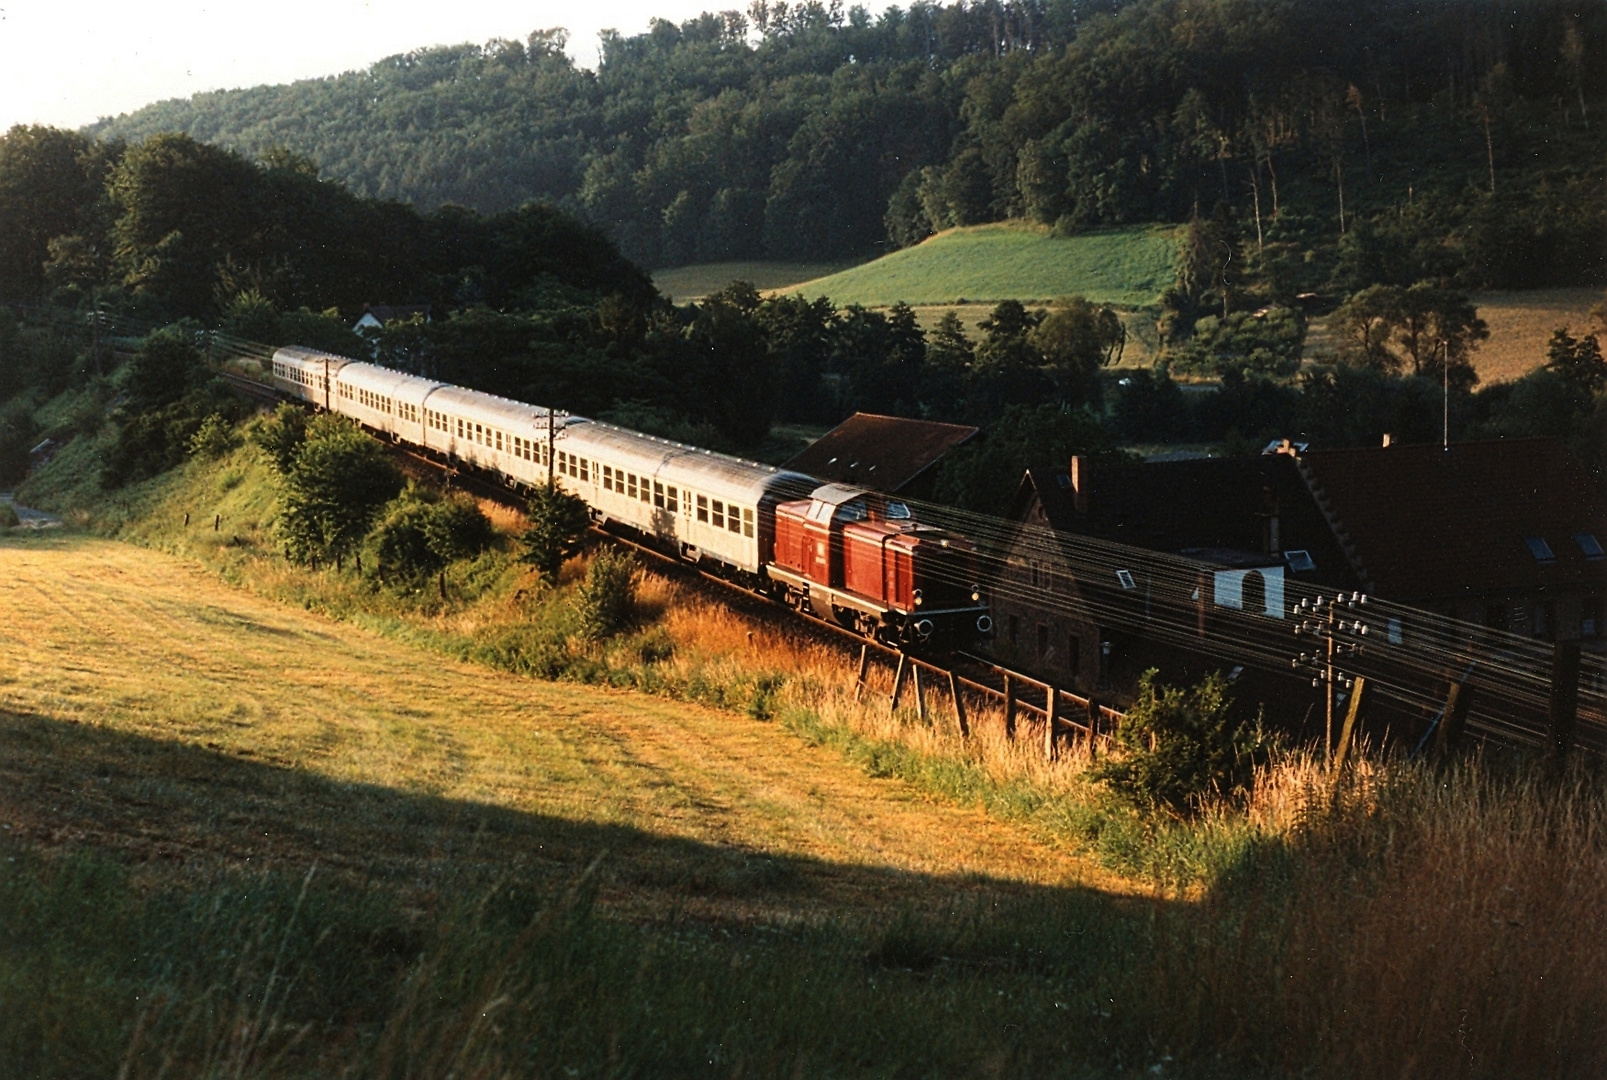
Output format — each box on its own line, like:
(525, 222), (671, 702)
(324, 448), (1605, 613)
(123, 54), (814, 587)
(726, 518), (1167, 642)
(521, 486), (592, 580)
(574, 548), (638, 641)
(1093, 670), (1274, 817)
(369, 488), (494, 582)
(251, 403), (308, 474)
(0, 502), (18, 528)
(276, 414), (403, 568)
(186, 413), (235, 459)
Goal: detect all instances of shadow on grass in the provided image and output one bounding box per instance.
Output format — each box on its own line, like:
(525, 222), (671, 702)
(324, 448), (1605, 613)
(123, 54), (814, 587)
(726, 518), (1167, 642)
(0, 707), (1231, 1078)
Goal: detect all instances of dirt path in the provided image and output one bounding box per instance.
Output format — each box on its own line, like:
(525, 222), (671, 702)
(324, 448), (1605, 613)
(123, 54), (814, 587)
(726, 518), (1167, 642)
(0, 535), (1130, 920)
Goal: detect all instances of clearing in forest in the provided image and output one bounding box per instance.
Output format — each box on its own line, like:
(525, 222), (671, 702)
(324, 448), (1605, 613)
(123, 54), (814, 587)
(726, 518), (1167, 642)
(0, 534), (1116, 920)
(784, 222), (1181, 309)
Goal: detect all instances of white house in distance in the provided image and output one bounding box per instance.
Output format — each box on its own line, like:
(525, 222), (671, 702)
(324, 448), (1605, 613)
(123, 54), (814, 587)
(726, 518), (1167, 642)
(352, 304), (431, 334)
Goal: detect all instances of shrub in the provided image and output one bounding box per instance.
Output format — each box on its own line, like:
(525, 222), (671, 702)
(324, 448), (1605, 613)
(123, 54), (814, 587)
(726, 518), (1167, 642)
(369, 489), (494, 582)
(1093, 670), (1274, 817)
(0, 502), (18, 528)
(574, 548), (638, 641)
(276, 414), (402, 568)
(521, 486), (592, 581)
(251, 403), (308, 473)
(186, 413), (235, 459)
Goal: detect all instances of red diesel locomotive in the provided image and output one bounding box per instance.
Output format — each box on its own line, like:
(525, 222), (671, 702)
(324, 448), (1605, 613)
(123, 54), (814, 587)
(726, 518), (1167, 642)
(764, 483), (992, 647)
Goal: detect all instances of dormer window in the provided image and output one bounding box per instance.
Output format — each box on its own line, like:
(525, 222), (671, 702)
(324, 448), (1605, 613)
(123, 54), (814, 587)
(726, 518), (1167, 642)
(886, 501), (912, 520)
(1284, 550), (1316, 573)
(1524, 537), (1557, 565)
(1116, 569), (1136, 590)
(1575, 533), (1605, 561)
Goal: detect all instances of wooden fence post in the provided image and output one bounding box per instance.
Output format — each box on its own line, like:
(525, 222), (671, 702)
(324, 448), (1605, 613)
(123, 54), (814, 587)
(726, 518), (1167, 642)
(1548, 640), (1583, 763)
(1333, 677), (1366, 772)
(1087, 699), (1100, 758)
(889, 653), (909, 713)
(949, 670), (970, 739)
(853, 644), (871, 703)
(1003, 675), (1017, 740)
(1043, 686), (1059, 762)
(913, 664), (928, 724)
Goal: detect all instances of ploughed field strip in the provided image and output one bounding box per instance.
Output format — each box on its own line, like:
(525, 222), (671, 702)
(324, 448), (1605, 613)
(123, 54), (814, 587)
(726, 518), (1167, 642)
(0, 535), (1114, 917)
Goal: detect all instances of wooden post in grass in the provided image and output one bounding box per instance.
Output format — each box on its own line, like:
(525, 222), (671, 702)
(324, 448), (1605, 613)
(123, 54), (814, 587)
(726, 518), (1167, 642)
(853, 644), (871, 703)
(1548, 640), (1583, 764)
(213, 514), (220, 531)
(890, 653), (909, 713)
(1087, 699), (1100, 759)
(913, 664), (928, 724)
(1433, 677), (1474, 762)
(1003, 674), (1017, 740)
(1044, 686), (1059, 762)
(1333, 677), (1366, 772)
(184, 512), (190, 527)
(949, 670), (970, 738)
(438, 570), (447, 600)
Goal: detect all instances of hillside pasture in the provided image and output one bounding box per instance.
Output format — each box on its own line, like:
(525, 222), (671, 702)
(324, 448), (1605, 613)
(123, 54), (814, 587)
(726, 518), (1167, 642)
(784, 223), (1181, 309)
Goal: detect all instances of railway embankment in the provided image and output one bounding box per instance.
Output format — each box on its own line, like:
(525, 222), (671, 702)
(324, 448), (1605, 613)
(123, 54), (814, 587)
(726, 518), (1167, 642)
(8, 418), (1607, 1075)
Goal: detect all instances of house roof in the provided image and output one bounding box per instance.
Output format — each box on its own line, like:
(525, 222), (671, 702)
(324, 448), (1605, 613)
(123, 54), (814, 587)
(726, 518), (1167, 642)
(1295, 437), (1607, 600)
(783, 412), (979, 493)
(355, 304), (431, 327)
(1014, 454), (1358, 588)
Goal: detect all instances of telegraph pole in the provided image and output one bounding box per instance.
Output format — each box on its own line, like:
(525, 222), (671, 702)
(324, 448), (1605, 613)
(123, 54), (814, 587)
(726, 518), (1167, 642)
(1441, 339), (1449, 451)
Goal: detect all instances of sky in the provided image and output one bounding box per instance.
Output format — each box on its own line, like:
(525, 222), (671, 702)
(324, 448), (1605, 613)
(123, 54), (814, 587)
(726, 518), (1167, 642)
(0, 0), (727, 132)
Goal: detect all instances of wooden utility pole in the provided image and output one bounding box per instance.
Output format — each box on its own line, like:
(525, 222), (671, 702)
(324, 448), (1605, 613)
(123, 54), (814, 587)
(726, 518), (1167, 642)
(1333, 677), (1366, 772)
(1325, 599), (1336, 764)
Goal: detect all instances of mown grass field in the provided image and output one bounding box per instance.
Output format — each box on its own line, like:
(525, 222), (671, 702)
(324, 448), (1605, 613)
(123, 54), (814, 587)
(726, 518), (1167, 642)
(0, 533), (1110, 916)
(784, 223), (1181, 309)
(652, 259), (863, 301)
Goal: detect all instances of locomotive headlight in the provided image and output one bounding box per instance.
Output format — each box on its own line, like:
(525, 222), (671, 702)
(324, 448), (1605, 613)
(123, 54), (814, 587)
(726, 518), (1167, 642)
(912, 589), (923, 606)
(970, 584), (981, 602)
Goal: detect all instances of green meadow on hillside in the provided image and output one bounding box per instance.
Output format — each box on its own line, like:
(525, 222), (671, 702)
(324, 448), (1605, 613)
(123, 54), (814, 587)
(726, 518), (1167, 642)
(785, 223), (1181, 308)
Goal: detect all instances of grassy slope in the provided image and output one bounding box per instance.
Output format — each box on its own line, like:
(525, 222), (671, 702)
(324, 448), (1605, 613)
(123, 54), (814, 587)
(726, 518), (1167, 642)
(0, 532), (1104, 918)
(784, 223), (1182, 308)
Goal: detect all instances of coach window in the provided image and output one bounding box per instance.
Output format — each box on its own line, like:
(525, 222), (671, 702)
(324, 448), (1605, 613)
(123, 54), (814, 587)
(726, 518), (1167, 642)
(603, 465), (613, 491)
(712, 500), (725, 528)
(653, 481), (664, 509)
(627, 473), (637, 499)
(666, 486), (678, 513)
(580, 459), (589, 482)
(696, 495), (708, 523)
(726, 506), (740, 534)
(742, 508), (754, 537)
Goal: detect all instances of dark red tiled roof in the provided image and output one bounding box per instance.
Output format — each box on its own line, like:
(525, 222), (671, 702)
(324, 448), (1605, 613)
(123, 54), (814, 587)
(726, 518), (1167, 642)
(1297, 438), (1607, 601)
(784, 412), (979, 493)
(1017, 454), (1359, 589)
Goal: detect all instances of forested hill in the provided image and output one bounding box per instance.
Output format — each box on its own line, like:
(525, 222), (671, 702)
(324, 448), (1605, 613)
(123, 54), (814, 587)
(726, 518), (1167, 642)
(89, 0), (1605, 282)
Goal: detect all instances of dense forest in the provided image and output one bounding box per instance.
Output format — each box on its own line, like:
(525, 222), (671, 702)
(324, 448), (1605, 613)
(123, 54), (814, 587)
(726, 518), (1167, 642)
(91, 0), (1607, 283)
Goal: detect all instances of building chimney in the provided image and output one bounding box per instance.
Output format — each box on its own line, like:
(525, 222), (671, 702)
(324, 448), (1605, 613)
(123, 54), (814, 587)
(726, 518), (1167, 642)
(1070, 455), (1089, 514)
(1381, 433), (1393, 448)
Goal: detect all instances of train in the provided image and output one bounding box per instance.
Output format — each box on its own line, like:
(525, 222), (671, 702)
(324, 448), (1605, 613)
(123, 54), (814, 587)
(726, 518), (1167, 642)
(268, 346), (993, 648)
